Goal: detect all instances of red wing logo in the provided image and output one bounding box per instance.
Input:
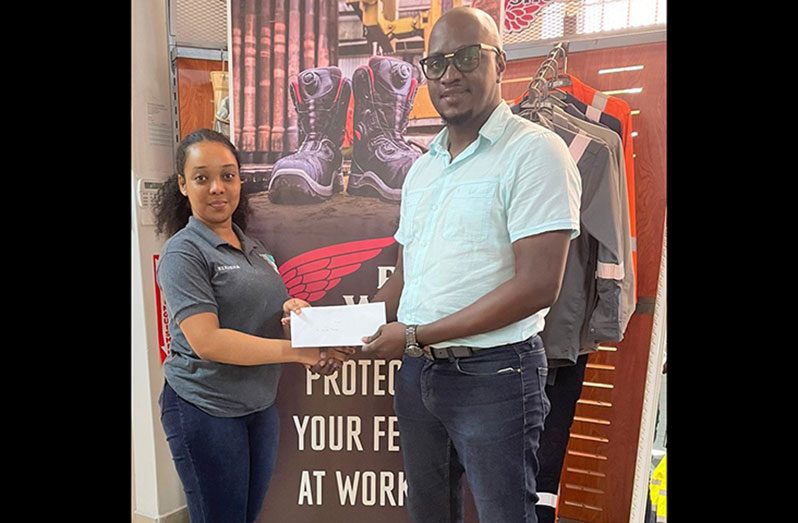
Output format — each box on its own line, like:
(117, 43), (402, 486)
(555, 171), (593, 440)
(279, 237), (396, 302)
(504, 0), (552, 33)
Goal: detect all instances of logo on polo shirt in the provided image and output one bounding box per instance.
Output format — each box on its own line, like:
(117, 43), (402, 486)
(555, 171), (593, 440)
(259, 253), (280, 274)
(216, 264), (241, 272)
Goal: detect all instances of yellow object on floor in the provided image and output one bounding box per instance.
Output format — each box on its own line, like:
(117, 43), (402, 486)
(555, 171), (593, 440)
(649, 454), (667, 522)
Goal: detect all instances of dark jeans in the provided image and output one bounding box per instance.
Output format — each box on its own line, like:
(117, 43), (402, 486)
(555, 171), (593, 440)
(394, 336), (550, 523)
(159, 381), (280, 523)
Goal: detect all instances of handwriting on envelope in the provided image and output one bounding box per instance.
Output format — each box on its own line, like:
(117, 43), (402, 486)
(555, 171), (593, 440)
(290, 302), (387, 348)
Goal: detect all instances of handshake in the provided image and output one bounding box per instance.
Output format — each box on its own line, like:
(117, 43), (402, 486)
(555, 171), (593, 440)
(282, 298), (358, 375)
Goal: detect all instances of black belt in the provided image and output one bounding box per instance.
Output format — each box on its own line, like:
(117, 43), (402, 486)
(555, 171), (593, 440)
(418, 335), (542, 361)
(421, 345), (482, 361)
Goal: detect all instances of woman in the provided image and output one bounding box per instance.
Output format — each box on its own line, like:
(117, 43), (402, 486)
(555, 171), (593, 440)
(153, 128), (349, 522)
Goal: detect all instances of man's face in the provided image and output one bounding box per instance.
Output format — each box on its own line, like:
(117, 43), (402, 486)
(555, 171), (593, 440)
(426, 21), (503, 126)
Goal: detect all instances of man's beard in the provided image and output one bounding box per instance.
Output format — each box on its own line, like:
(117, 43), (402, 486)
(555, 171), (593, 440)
(441, 109), (473, 126)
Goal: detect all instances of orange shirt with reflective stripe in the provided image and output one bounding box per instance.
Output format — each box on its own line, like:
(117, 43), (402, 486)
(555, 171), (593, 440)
(559, 74), (637, 297)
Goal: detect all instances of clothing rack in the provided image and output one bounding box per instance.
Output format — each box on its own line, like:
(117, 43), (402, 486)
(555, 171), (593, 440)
(525, 42), (570, 111)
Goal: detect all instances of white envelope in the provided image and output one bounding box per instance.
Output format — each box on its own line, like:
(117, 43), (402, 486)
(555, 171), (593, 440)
(290, 302), (387, 348)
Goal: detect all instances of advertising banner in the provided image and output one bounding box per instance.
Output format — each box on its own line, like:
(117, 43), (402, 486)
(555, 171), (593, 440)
(229, 2), (502, 520)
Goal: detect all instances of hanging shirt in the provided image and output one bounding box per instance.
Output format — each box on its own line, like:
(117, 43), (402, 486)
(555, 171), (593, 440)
(561, 92), (623, 139)
(526, 109), (624, 366)
(560, 74), (638, 298)
(555, 104), (635, 333)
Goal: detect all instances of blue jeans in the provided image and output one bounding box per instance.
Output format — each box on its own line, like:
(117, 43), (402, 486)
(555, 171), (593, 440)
(394, 336), (550, 523)
(159, 381), (279, 523)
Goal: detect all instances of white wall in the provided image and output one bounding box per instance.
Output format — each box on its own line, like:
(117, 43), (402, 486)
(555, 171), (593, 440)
(131, 0), (186, 519)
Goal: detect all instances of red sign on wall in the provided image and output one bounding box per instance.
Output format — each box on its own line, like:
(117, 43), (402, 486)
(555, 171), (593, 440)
(504, 0), (552, 33)
(152, 254), (170, 364)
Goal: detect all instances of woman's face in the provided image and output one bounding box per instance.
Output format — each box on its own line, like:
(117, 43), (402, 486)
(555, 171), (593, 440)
(178, 141), (241, 229)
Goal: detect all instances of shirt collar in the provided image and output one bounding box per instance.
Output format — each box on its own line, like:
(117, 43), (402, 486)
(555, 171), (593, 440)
(428, 102), (512, 157)
(187, 216), (252, 252)
(478, 102), (512, 144)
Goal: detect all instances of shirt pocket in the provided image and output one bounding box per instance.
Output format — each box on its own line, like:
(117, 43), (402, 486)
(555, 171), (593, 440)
(402, 189), (425, 241)
(442, 180), (497, 243)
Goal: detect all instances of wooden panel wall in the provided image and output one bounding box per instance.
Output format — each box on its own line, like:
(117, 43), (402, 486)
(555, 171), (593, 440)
(502, 42), (666, 522)
(176, 57), (225, 139)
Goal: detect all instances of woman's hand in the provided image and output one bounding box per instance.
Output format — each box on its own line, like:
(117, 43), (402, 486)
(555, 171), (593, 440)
(282, 299), (357, 374)
(281, 298), (311, 336)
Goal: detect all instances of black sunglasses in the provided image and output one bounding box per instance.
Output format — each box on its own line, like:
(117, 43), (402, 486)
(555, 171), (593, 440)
(419, 43), (502, 80)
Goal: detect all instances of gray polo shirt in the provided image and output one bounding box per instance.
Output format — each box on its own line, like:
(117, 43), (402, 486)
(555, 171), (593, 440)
(156, 217), (290, 417)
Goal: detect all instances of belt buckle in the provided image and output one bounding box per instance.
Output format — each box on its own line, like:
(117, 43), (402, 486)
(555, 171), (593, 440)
(422, 346), (435, 360)
(458, 346), (479, 358)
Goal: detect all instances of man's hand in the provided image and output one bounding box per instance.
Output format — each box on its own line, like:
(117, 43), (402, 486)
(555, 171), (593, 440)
(361, 322), (407, 360)
(307, 347), (357, 375)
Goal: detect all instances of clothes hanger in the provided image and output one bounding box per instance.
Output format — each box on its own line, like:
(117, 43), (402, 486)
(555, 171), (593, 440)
(516, 42), (571, 113)
(532, 62), (567, 108)
(537, 60), (558, 81)
(546, 42), (572, 88)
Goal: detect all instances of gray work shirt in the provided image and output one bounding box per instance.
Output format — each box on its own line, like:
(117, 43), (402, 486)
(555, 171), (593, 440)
(526, 109), (624, 367)
(557, 104), (635, 333)
(156, 217), (290, 417)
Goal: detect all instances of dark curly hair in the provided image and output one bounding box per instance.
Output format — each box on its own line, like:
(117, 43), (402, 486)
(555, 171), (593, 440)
(153, 128), (250, 237)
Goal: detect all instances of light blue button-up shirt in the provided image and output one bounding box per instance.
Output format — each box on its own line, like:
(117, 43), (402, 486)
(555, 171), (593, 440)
(395, 102), (581, 348)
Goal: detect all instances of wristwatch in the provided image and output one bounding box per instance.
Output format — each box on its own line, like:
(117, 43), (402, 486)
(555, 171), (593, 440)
(404, 324), (423, 357)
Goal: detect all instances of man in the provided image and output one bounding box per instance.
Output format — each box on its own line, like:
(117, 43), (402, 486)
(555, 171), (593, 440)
(361, 7), (581, 523)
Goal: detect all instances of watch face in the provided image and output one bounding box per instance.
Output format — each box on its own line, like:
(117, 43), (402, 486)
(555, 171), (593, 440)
(405, 344), (424, 357)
